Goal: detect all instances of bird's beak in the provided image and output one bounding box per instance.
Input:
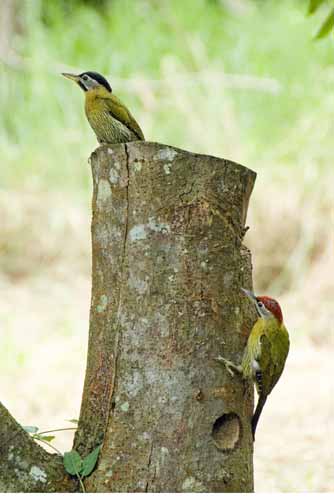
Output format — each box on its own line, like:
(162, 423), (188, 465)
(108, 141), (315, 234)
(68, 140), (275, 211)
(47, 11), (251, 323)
(241, 287), (256, 303)
(241, 287), (261, 316)
(62, 72), (80, 83)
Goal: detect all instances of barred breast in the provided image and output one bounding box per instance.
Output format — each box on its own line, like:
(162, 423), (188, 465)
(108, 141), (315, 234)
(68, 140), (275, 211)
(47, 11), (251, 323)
(87, 109), (138, 144)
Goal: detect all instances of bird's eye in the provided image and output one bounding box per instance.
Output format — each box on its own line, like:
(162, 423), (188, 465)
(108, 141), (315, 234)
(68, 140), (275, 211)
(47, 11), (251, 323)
(257, 301), (263, 308)
(82, 75), (88, 81)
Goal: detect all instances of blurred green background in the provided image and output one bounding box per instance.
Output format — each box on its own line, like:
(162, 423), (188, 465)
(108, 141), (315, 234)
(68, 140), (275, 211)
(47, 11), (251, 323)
(1, 0), (333, 492)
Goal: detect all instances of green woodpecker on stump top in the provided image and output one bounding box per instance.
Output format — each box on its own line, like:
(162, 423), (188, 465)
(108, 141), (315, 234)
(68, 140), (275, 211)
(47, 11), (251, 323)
(62, 71), (145, 145)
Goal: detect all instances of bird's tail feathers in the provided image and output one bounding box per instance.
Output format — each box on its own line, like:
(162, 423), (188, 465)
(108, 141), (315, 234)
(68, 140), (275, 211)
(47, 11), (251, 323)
(252, 394), (267, 441)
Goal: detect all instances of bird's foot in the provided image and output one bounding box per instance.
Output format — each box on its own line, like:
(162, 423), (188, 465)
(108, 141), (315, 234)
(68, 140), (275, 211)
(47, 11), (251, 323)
(215, 356), (239, 377)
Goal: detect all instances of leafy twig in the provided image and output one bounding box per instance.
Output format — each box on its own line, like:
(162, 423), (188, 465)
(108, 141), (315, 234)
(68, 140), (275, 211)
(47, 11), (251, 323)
(63, 446), (101, 493)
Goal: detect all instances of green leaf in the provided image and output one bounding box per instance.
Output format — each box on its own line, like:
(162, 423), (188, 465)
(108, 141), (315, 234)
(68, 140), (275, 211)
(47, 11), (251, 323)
(81, 445), (101, 477)
(315, 8), (334, 38)
(308, 0), (327, 15)
(67, 419), (79, 424)
(23, 426), (39, 433)
(63, 450), (83, 476)
(38, 435), (55, 442)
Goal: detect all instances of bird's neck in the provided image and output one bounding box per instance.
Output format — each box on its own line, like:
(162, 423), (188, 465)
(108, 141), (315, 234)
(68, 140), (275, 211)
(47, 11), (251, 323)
(85, 87), (112, 100)
(85, 87), (111, 116)
(257, 316), (284, 331)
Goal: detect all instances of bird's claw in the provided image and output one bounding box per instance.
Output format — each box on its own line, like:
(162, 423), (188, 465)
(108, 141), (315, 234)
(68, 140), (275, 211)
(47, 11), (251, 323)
(215, 356), (235, 377)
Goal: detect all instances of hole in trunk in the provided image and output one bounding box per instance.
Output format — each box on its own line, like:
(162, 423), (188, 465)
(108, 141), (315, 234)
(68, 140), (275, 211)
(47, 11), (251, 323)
(212, 412), (241, 451)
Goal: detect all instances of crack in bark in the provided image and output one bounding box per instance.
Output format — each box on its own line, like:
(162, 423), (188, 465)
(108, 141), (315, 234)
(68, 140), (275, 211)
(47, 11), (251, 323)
(122, 143), (130, 261)
(145, 441), (155, 492)
(106, 143), (130, 426)
(75, 144), (132, 458)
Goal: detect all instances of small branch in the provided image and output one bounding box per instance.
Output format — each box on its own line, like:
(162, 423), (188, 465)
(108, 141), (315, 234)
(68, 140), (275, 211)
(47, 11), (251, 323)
(75, 470), (86, 494)
(37, 427), (77, 435)
(0, 402), (77, 492)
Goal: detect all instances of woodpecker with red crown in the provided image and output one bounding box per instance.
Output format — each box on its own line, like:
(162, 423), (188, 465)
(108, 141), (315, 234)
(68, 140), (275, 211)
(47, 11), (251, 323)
(217, 288), (290, 440)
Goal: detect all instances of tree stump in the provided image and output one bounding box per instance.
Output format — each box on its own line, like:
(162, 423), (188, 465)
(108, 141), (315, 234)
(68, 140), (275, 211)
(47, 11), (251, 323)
(74, 142), (257, 492)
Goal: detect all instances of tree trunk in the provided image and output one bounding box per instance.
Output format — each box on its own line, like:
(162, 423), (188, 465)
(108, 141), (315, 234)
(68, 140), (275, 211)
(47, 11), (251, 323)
(0, 141), (256, 492)
(74, 142), (257, 492)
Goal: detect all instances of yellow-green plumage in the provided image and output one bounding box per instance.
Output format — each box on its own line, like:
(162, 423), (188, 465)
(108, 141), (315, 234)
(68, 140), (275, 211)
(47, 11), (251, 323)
(241, 317), (289, 396)
(242, 316), (289, 439)
(85, 87), (145, 144)
(217, 290), (290, 440)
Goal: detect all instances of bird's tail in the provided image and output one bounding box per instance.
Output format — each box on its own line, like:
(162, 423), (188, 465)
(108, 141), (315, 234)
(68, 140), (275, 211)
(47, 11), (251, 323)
(252, 394), (267, 441)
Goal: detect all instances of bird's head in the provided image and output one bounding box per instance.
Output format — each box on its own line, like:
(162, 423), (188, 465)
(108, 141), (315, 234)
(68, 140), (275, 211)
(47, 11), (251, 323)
(62, 71), (112, 93)
(241, 288), (283, 324)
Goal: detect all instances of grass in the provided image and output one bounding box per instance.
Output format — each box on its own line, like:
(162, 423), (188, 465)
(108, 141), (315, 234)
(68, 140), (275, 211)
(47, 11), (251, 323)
(0, 0), (333, 492)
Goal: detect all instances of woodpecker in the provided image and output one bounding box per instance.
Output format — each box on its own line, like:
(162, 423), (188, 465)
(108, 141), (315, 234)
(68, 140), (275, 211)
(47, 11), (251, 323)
(217, 288), (290, 440)
(62, 71), (145, 144)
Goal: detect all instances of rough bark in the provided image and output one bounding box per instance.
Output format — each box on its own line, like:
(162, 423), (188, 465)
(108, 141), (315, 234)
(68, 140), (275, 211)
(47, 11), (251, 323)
(74, 142), (257, 492)
(0, 141), (256, 492)
(0, 402), (77, 492)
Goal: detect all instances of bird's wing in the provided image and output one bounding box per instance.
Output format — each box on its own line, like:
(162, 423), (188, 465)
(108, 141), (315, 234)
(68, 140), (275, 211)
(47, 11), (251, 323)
(270, 323), (290, 388)
(256, 334), (272, 395)
(101, 94), (145, 140)
(257, 323), (289, 396)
